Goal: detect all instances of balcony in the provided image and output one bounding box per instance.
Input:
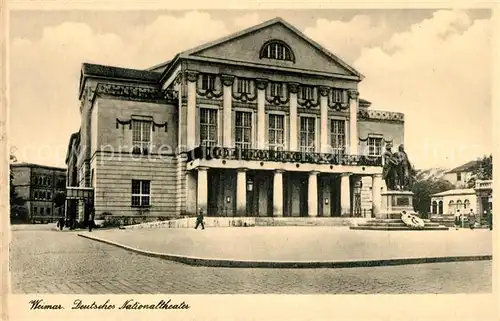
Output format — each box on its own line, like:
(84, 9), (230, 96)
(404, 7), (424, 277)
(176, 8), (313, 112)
(186, 146), (382, 167)
(475, 180), (492, 190)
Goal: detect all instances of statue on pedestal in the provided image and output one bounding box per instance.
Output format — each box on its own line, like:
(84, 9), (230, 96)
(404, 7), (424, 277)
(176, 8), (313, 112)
(382, 143), (414, 191)
(382, 143), (399, 190)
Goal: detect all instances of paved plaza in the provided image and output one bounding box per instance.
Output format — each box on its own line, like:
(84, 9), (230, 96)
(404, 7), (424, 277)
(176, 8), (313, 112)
(9, 225), (492, 294)
(80, 226), (492, 262)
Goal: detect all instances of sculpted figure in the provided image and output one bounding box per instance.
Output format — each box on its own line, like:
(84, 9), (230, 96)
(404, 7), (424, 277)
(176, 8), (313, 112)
(382, 143), (399, 190)
(393, 144), (414, 190)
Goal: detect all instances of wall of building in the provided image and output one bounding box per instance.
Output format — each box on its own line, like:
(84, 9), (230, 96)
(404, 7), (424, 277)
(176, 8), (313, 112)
(93, 152), (179, 217)
(358, 120), (404, 155)
(443, 171), (473, 188)
(431, 193), (477, 215)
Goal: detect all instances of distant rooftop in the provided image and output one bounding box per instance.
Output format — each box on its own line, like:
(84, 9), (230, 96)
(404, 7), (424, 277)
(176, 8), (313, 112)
(10, 162), (66, 172)
(431, 188), (475, 197)
(446, 160), (480, 174)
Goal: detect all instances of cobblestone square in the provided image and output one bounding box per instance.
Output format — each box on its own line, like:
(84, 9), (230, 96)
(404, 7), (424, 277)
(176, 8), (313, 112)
(9, 225), (492, 294)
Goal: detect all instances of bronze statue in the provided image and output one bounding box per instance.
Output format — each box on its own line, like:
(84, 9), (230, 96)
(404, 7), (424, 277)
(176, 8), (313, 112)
(382, 143), (399, 190)
(393, 144), (414, 190)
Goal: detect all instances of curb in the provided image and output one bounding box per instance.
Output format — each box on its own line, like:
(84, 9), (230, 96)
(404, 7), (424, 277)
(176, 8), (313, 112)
(77, 233), (492, 269)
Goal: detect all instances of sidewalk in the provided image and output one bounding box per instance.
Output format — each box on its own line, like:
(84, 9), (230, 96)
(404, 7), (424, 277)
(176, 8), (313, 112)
(78, 226), (492, 268)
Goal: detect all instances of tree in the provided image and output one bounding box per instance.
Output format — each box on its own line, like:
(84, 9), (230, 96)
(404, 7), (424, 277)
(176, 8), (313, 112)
(466, 154), (492, 188)
(412, 177), (455, 218)
(10, 151), (28, 223)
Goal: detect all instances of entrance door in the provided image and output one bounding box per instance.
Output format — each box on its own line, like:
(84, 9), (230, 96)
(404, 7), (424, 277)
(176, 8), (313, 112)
(299, 175), (308, 217)
(330, 176), (341, 217)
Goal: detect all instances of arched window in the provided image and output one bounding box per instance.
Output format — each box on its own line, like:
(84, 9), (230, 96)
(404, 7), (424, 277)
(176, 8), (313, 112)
(448, 201), (455, 214)
(438, 201), (443, 214)
(432, 201), (437, 214)
(464, 199), (470, 210)
(260, 40), (295, 62)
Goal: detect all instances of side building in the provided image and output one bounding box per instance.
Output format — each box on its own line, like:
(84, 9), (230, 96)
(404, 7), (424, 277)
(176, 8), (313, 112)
(10, 162), (66, 223)
(65, 17), (405, 225)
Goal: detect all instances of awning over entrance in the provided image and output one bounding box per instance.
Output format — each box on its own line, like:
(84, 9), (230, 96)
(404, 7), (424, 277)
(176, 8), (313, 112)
(66, 186), (94, 200)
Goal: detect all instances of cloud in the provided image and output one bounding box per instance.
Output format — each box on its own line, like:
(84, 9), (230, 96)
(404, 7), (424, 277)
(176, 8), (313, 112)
(303, 14), (392, 63)
(353, 10), (492, 169)
(9, 11), (231, 167)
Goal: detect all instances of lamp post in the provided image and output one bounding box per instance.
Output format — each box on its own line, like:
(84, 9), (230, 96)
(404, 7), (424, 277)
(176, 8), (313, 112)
(354, 180), (362, 217)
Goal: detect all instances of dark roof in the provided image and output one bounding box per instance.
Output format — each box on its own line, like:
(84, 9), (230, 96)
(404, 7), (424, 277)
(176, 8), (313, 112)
(446, 160), (480, 174)
(146, 60), (172, 72)
(11, 162), (66, 172)
(359, 98), (371, 108)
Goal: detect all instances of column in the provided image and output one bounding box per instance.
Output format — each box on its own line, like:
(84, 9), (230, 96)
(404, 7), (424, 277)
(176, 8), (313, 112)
(319, 87), (329, 153)
(221, 75), (234, 148)
(186, 71), (198, 150)
(308, 171), (319, 217)
(348, 89), (359, 155)
(236, 168), (247, 217)
(256, 79), (268, 149)
(197, 167), (208, 213)
(273, 170), (284, 217)
(372, 174), (383, 218)
(288, 83), (299, 151)
(340, 173), (351, 216)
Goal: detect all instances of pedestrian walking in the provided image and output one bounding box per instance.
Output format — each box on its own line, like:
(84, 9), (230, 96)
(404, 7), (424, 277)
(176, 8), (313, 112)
(195, 208), (205, 230)
(88, 207), (95, 232)
(57, 217), (65, 231)
(468, 209), (476, 230)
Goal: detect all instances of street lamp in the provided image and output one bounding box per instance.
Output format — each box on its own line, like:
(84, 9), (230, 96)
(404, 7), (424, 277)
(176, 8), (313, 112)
(247, 178), (253, 192)
(354, 180), (362, 217)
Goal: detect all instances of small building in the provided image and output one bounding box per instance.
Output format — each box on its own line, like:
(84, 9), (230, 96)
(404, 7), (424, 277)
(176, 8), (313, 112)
(430, 188), (477, 216)
(442, 160), (479, 188)
(430, 179), (492, 224)
(10, 163), (66, 223)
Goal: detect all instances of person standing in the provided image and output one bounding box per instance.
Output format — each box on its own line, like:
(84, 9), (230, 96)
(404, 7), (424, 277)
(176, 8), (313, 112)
(454, 210), (461, 230)
(88, 207), (95, 232)
(57, 217), (65, 231)
(195, 208), (205, 230)
(468, 209), (475, 230)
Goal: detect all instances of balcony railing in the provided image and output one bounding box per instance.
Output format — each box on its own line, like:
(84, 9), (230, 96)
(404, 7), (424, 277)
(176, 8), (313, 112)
(186, 146), (382, 167)
(475, 180), (492, 190)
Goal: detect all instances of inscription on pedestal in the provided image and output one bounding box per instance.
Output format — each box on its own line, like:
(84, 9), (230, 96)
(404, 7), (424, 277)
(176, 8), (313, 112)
(393, 196), (410, 206)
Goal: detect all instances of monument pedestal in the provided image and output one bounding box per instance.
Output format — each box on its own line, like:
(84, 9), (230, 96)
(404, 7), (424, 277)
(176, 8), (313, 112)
(379, 190), (417, 219)
(350, 189), (449, 231)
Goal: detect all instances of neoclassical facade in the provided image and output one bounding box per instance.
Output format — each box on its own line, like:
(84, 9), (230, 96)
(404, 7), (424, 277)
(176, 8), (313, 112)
(66, 17), (405, 223)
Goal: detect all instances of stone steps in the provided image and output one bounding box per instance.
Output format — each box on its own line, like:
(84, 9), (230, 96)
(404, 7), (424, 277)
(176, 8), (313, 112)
(254, 217), (367, 227)
(350, 225), (449, 231)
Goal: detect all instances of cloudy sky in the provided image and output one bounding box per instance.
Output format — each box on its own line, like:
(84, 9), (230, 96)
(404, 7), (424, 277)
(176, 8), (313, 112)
(9, 9), (492, 169)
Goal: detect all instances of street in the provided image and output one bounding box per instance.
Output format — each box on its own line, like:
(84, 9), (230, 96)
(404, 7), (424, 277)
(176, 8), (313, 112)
(10, 226), (492, 294)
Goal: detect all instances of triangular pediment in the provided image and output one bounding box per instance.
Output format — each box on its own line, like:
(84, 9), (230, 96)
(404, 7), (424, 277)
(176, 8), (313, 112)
(181, 18), (362, 78)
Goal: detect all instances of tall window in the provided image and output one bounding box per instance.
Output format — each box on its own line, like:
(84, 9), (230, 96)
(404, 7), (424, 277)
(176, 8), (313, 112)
(457, 172), (462, 181)
(237, 79), (251, 94)
(46, 208), (51, 216)
(131, 180), (151, 207)
(269, 114), (285, 151)
(132, 120), (152, 154)
(260, 40), (294, 62)
(33, 207), (38, 214)
(330, 119), (345, 155)
(40, 208), (44, 216)
(235, 111), (252, 149)
(448, 201), (455, 214)
(300, 117), (316, 153)
(201, 74), (216, 90)
(270, 82), (283, 97)
(200, 108), (218, 146)
(368, 137), (383, 156)
(300, 86), (314, 100)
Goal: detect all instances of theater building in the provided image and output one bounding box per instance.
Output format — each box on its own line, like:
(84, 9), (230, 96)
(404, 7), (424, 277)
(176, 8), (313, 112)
(65, 17), (405, 223)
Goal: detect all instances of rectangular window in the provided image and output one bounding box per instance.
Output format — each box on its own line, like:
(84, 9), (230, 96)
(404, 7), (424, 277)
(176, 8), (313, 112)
(46, 208), (51, 216)
(330, 119), (346, 156)
(368, 137), (383, 156)
(457, 173), (462, 181)
(33, 207), (38, 214)
(268, 114), (285, 151)
(132, 120), (151, 154)
(131, 180), (151, 207)
(237, 79), (251, 94)
(300, 117), (316, 153)
(301, 86), (313, 100)
(270, 83), (282, 97)
(47, 192), (51, 200)
(201, 74), (216, 90)
(235, 111), (252, 149)
(40, 208), (44, 215)
(200, 108), (218, 146)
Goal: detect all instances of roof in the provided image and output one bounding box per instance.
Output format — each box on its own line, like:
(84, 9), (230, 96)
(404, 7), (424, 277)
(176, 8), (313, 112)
(79, 63), (162, 98)
(10, 162), (66, 172)
(431, 188), (476, 197)
(157, 17), (364, 82)
(446, 160), (480, 174)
